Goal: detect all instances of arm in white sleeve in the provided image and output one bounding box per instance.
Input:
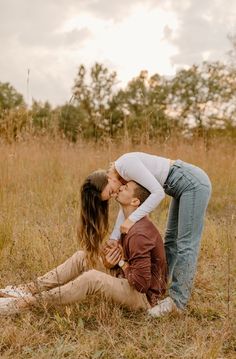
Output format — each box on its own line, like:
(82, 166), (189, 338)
(129, 191), (164, 222)
(117, 155), (165, 223)
(110, 207), (125, 240)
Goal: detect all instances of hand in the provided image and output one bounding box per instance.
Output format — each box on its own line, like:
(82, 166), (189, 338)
(102, 239), (119, 255)
(117, 244), (124, 259)
(120, 218), (135, 234)
(101, 246), (122, 269)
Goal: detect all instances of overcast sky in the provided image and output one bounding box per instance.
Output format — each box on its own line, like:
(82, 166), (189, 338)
(1, 0), (235, 105)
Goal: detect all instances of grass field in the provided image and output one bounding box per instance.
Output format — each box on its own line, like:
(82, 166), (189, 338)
(0, 138), (235, 358)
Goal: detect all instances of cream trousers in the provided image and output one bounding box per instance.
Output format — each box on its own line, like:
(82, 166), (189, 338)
(35, 251), (151, 311)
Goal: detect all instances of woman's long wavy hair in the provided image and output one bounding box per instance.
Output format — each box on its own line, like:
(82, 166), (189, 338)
(78, 170), (109, 266)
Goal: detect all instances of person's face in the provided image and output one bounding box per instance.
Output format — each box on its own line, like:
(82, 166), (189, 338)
(100, 170), (122, 201)
(116, 181), (139, 206)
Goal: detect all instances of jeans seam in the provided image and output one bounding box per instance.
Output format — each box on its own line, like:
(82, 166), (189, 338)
(170, 188), (196, 308)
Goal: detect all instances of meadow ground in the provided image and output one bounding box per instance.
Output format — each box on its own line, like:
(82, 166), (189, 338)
(0, 137), (235, 359)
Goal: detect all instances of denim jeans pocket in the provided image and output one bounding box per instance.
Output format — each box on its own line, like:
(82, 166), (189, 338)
(164, 170), (186, 197)
(165, 170), (184, 189)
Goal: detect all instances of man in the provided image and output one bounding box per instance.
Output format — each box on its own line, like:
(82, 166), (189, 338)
(0, 181), (167, 315)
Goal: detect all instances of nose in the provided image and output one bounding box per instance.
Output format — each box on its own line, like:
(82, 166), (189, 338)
(119, 185), (125, 192)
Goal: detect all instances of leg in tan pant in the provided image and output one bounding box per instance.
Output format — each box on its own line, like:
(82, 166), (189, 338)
(22, 251), (150, 310)
(38, 269), (150, 310)
(35, 250), (88, 292)
(28, 251), (150, 311)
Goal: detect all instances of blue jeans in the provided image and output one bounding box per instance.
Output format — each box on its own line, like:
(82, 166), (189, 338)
(163, 160), (212, 309)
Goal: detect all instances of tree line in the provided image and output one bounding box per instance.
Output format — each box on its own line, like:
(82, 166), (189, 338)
(0, 40), (236, 143)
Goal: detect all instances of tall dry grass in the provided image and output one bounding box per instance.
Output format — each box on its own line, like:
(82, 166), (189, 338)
(0, 137), (235, 358)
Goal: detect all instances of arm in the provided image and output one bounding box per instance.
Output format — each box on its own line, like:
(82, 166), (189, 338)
(122, 233), (153, 293)
(110, 207), (125, 240)
(115, 155), (165, 223)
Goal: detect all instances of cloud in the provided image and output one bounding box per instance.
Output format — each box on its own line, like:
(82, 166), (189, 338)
(0, 1), (66, 44)
(78, 0), (153, 21)
(0, 0), (165, 105)
(0, 0), (235, 105)
(0, 1), (94, 104)
(166, 0), (236, 67)
(64, 28), (92, 46)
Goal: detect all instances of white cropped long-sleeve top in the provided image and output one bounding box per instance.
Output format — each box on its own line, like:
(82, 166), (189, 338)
(110, 152), (171, 239)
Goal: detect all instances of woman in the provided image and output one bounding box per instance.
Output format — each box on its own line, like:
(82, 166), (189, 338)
(0, 170), (122, 314)
(86, 152), (212, 316)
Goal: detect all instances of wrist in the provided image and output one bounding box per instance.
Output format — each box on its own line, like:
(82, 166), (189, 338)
(118, 259), (128, 270)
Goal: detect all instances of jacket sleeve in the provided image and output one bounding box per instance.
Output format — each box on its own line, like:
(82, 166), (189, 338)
(123, 232), (154, 293)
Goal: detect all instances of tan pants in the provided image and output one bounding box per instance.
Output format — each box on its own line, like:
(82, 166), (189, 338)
(35, 251), (151, 311)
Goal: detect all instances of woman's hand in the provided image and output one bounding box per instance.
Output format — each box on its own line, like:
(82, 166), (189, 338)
(120, 218), (135, 234)
(103, 239), (118, 252)
(102, 243), (122, 269)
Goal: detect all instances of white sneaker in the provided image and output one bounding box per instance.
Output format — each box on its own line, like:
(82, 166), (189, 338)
(0, 297), (21, 315)
(0, 285), (31, 298)
(147, 297), (180, 318)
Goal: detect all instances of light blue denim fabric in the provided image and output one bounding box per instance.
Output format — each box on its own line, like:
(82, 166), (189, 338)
(163, 160), (212, 309)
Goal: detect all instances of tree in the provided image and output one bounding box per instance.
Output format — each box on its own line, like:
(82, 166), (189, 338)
(168, 62), (236, 137)
(0, 82), (27, 141)
(0, 82), (24, 111)
(31, 100), (52, 130)
(110, 71), (177, 142)
(57, 104), (86, 142)
(72, 63), (117, 140)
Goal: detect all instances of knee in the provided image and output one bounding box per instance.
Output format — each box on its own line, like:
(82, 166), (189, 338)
(71, 250), (87, 267)
(81, 269), (105, 284)
(79, 269), (107, 293)
(72, 250), (85, 260)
